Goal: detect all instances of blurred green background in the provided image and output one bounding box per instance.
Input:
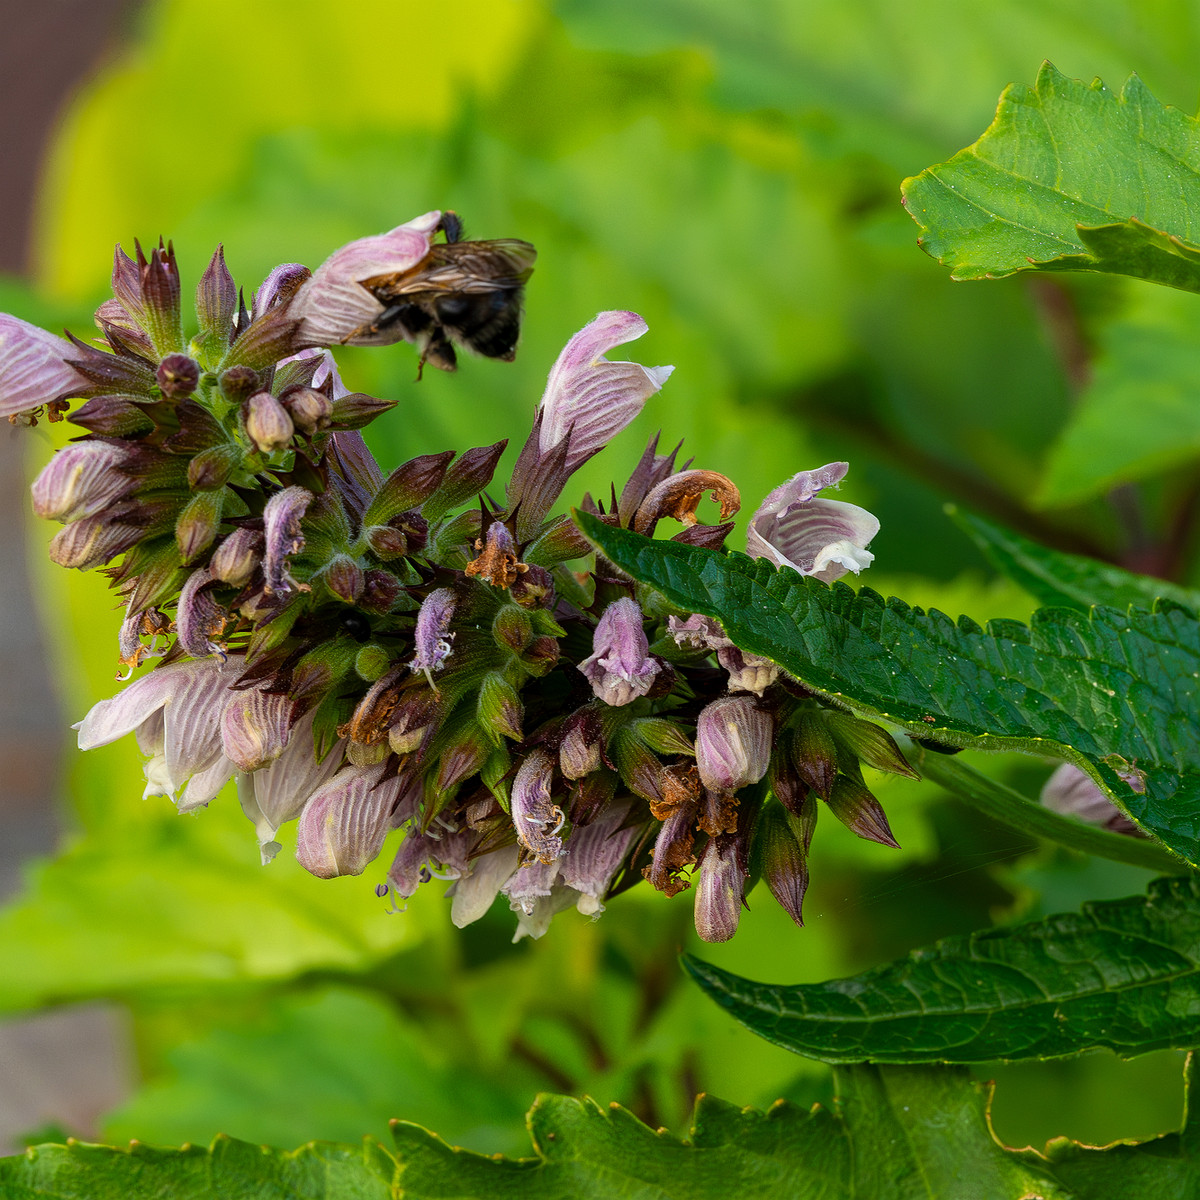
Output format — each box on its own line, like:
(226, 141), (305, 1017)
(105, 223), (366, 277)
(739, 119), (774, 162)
(3, 0), (1199, 1159)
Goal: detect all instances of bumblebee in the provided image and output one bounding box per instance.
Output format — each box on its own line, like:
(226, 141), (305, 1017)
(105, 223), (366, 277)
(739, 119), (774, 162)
(352, 212), (536, 376)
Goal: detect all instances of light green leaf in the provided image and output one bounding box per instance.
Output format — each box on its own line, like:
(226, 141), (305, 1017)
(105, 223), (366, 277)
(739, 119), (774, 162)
(903, 63), (1200, 290)
(390, 1070), (1064, 1199)
(577, 514), (1200, 867)
(0, 1136), (397, 1200)
(102, 987), (533, 1158)
(685, 875), (1200, 1064)
(948, 506), (1200, 613)
(1036, 283), (1200, 506)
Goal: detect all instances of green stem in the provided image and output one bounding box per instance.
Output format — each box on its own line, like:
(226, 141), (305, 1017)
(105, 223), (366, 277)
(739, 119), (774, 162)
(912, 748), (1189, 875)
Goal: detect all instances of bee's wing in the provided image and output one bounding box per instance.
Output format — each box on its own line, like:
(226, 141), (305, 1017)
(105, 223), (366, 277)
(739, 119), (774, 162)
(364, 239), (537, 298)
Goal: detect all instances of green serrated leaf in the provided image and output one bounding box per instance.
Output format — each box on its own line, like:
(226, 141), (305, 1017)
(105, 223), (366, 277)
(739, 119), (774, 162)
(903, 63), (1200, 290)
(0, 1135), (397, 1200)
(577, 513), (1200, 866)
(684, 875), (1200, 1064)
(390, 1071), (1064, 1199)
(949, 506), (1200, 614)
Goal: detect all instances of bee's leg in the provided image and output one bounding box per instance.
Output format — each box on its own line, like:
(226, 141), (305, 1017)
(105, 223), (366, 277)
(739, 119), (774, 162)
(437, 211), (464, 244)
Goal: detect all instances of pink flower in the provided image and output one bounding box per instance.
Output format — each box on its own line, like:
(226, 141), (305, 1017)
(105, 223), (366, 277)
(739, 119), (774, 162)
(288, 212), (442, 348)
(747, 462), (878, 583)
(0, 314), (88, 417)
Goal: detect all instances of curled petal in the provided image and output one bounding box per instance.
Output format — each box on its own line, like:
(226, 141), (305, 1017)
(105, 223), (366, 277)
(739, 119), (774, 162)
(747, 463), (878, 584)
(511, 748), (563, 863)
(538, 311), (672, 472)
(633, 470), (740, 535)
(289, 212), (442, 348)
(263, 485), (313, 595)
(295, 763), (415, 879)
(253, 263), (311, 318)
(176, 568), (230, 658)
(0, 314), (89, 416)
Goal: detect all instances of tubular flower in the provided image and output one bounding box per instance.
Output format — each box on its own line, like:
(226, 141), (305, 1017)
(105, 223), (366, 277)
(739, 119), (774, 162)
(747, 462), (879, 583)
(15, 216), (900, 944)
(578, 597), (661, 706)
(0, 314), (89, 420)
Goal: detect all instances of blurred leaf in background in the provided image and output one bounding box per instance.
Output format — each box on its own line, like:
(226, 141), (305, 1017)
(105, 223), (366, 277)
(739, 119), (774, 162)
(4, 0), (1200, 1160)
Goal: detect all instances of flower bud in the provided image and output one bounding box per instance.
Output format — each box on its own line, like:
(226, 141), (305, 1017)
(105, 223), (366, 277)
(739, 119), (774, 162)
(521, 636), (560, 676)
(67, 397), (156, 437)
(221, 685), (294, 772)
(176, 489), (224, 563)
(578, 597), (661, 706)
(210, 526), (263, 587)
(757, 802), (809, 928)
(477, 672), (524, 742)
(329, 391), (397, 429)
(509, 564), (555, 609)
(244, 391), (295, 453)
(493, 604), (534, 653)
(422, 440), (507, 522)
(388, 686), (440, 755)
(696, 697), (772, 793)
(366, 451), (455, 525)
(324, 554), (365, 603)
(281, 386), (332, 436)
(187, 444), (241, 491)
(824, 775), (899, 847)
(140, 241), (183, 355)
(31, 441), (136, 523)
(359, 569), (403, 615)
(49, 517), (141, 570)
(694, 835), (745, 943)
(354, 643), (392, 683)
(364, 524), (409, 560)
(559, 708), (602, 780)
(824, 712), (919, 779)
(435, 725), (491, 792)
(156, 353), (199, 399)
(609, 725), (664, 806)
(790, 709), (838, 798)
(195, 244), (237, 353)
(219, 365), (260, 403)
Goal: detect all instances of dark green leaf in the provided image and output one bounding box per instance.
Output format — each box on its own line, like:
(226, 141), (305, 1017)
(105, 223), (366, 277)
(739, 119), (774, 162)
(0, 1136), (397, 1200)
(577, 513), (1200, 866)
(684, 875), (1200, 1064)
(391, 1070), (1063, 1199)
(903, 63), (1200, 290)
(949, 506), (1200, 614)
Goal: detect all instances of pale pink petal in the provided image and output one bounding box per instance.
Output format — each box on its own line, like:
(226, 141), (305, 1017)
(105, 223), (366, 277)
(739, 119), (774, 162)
(537, 311), (672, 471)
(289, 212), (441, 348)
(0, 314), (89, 416)
(295, 763), (414, 879)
